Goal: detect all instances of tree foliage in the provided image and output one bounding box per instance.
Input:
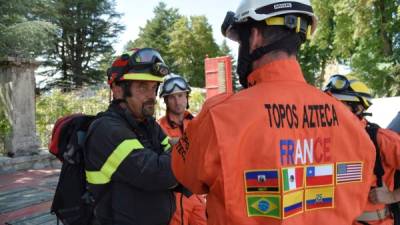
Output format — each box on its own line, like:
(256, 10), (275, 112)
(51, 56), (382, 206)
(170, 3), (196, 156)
(126, 2), (223, 87)
(38, 0), (124, 90)
(168, 16), (220, 87)
(0, 0), (57, 58)
(309, 0), (400, 96)
(125, 2), (181, 71)
(36, 87), (109, 146)
(298, 0), (335, 86)
(35, 87), (206, 147)
(0, 105), (11, 155)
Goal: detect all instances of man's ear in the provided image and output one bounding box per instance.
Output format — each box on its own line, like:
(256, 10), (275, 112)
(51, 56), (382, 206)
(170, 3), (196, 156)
(250, 27), (263, 52)
(111, 84), (123, 99)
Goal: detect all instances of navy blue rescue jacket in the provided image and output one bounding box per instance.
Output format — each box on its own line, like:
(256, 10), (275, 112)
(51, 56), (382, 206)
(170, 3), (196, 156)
(84, 102), (177, 225)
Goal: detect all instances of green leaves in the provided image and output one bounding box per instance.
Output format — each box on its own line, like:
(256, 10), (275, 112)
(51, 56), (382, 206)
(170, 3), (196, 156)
(126, 2), (224, 88)
(303, 0), (399, 96)
(0, 21), (57, 57)
(39, 0), (124, 90)
(35, 88), (109, 146)
(0, 0), (57, 58)
(169, 16), (220, 87)
(126, 2), (181, 70)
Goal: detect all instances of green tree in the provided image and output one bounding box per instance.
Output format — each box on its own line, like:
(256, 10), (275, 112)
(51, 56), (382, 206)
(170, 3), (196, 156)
(0, 0), (57, 58)
(345, 0), (400, 96)
(296, 0), (335, 86)
(126, 3), (221, 87)
(219, 40), (241, 91)
(125, 2), (181, 70)
(168, 16), (220, 87)
(38, 0), (124, 90)
(310, 0), (400, 96)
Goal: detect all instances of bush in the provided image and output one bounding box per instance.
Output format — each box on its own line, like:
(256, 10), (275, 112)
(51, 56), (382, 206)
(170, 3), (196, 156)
(36, 88), (109, 147)
(36, 86), (206, 148)
(0, 107), (11, 155)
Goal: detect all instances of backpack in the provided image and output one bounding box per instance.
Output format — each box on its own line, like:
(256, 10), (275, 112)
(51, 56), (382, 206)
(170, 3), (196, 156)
(365, 121), (400, 225)
(48, 114), (97, 225)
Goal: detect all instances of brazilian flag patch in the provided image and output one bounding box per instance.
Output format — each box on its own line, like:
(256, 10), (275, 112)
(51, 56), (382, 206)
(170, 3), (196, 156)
(246, 195), (281, 219)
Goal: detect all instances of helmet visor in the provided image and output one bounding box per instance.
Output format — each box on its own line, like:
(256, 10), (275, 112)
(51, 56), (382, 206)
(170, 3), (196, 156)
(131, 48), (165, 64)
(221, 11), (240, 42)
(323, 74), (350, 92)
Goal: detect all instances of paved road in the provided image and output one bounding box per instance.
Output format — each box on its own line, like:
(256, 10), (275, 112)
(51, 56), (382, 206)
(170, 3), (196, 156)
(0, 168), (60, 225)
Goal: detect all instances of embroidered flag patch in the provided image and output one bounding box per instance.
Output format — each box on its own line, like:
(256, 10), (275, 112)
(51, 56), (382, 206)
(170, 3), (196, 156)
(336, 162), (363, 184)
(246, 195), (281, 218)
(305, 186), (334, 211)
(282, 190), (304, 218)
(305, 164), (333, 187)
(245, 170), (279, 193)
(282, 167), (304, 192)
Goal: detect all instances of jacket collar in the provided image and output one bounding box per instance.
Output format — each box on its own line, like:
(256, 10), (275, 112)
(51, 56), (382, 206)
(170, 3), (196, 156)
(247, 59), (306, 87)
(166, 111), (193, 129)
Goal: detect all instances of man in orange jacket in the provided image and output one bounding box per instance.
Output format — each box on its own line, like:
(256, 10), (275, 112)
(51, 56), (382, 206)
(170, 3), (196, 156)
(323, 75), (400, 225)
(158, 74), (207, 225)
(171, 0), (376, 224)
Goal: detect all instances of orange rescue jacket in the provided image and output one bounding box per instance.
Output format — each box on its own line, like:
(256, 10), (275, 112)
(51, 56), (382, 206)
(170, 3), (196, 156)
(355, 123), (400, 225)
(159, 111), (207, 225)
(159, 111), (193, 138)
(172, 59), (376, 225)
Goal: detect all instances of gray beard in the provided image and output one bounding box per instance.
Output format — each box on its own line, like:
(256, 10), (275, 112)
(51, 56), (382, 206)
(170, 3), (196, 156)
(142, 104), (155, 117)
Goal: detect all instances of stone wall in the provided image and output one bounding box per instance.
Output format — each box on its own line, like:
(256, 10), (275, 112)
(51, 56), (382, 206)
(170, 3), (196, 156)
(0, 150), (61, 174)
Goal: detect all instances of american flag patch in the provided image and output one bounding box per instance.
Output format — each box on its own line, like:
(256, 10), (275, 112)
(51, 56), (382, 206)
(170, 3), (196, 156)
(336, 162), (363, 184)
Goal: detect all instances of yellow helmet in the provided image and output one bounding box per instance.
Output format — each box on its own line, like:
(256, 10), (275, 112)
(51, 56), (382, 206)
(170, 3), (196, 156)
(323, 74), (373, 109)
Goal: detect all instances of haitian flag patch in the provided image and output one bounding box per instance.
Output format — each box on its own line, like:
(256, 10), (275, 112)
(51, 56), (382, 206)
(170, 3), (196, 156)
(305, 164), (333, 187)
(305, 186), (334, 210)
(244, 170), (279, 193)
(282, 166), (304, 192)
(246, 195), (281, 218)
(282, 190), (304, 218)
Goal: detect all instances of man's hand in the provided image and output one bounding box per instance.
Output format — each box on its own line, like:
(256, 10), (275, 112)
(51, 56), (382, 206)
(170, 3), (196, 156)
(369, 184), (396, 204)
(169, 137), (179, 146)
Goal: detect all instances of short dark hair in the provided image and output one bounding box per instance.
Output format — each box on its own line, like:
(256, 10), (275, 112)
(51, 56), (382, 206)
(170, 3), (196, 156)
(253, 22), (303, 56)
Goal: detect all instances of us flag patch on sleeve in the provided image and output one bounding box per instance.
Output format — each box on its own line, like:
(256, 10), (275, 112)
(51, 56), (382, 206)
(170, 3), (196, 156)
(336, 162), (363, 184)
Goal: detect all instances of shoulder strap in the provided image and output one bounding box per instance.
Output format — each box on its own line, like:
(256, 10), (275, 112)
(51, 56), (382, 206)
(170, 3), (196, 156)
(365, 121), (385, 187)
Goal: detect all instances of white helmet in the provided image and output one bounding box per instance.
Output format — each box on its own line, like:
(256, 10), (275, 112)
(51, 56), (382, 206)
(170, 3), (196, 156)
(159, 74), (191, 98)
(222, 0), (317, 42)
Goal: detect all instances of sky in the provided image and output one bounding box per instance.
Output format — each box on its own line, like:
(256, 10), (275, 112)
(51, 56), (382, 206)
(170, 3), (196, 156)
(113, 0), (241, 55)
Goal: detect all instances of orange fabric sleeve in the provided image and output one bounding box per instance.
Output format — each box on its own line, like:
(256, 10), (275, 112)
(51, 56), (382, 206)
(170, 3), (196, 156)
(378, 128), (400, 170)
(188, 195), (207, 225)
(172, 94), (231, 194)
(172, 111), (218, 194)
